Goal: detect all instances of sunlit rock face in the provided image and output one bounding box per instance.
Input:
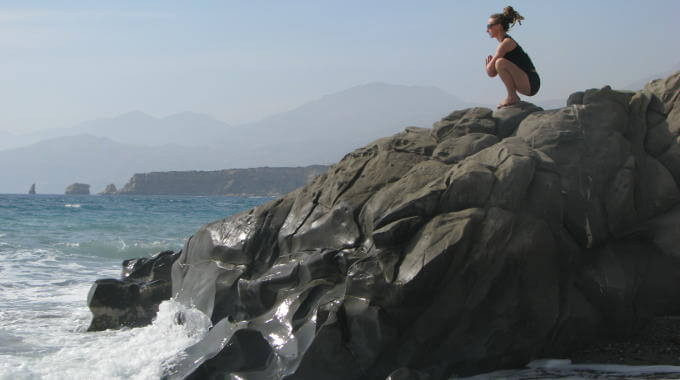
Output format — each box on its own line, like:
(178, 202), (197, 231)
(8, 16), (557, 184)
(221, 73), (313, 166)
(165, 72), (680, 379)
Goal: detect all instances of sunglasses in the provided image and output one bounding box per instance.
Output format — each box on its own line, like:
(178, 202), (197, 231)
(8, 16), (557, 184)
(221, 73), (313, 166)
(486, 22), (499, 29)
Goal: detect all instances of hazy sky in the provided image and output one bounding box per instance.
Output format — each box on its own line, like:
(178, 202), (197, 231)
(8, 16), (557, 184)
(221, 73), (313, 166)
(1, 0), (678, 133)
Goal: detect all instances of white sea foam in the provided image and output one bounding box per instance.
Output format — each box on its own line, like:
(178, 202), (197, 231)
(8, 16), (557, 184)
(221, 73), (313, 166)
(0, 300), (211, 380)
(0, 193), (269, 380)
(0, 244), (205, 380)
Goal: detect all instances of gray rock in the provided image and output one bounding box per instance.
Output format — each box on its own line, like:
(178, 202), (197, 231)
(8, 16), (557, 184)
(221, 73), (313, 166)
(439, 160), (495, 213)
(98, 183), (118, 195)
(65, 182), (90, 195)
(371, 126), (438, 156)
(492, 101), (543, 138)
(645, 70), (680, 114)
(645, 120), (673, 157)
(432, 133), (499, 164)
(360, 160), (449, 237)
(87, 250), (179, 331)
(90, 73), (680, 379)
(431, 107), (496, 141)
(567, 91), (584, 106)
(372, 216), (425, 248)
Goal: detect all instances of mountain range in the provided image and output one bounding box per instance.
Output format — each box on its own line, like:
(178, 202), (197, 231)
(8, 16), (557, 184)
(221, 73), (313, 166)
(0, 111), (234, 150)
(2, 65), (676, 195)
(0, 83), (471, 194)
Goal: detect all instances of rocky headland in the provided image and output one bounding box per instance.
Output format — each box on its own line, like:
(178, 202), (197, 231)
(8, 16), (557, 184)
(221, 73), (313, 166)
(88, 72), (680, 379)
(117, 165), (329, 196)
(65, 182), (90, 195)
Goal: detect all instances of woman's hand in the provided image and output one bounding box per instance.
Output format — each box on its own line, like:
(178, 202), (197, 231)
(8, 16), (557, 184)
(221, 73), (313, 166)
(485, 55), (497, 77)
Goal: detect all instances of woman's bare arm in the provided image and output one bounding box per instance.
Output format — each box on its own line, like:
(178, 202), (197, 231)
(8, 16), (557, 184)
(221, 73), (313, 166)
(485, 38), (516, 77)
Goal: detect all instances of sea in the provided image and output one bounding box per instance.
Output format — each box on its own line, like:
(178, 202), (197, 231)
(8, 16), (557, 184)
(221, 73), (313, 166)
(0, 194), (271, 380)
(2, 194), (680, 380)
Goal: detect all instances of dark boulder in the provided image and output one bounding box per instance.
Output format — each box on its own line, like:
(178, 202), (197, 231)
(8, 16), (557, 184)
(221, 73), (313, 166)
(87, 250), (179, 331)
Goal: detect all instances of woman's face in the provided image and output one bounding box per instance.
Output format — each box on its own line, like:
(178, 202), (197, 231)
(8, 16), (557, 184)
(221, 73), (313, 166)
(487, 17), (501, 38)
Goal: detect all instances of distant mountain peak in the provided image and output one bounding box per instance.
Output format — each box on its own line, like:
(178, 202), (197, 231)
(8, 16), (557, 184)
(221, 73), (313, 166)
(114, 110), (157, 121)
(338, 81), (451, 94)
(163, 111), (222, 123)
(303, 81), (463, 110)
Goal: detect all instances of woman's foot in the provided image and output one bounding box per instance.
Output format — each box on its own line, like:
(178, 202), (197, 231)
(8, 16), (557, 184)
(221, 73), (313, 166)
(498, 95), (520, 108)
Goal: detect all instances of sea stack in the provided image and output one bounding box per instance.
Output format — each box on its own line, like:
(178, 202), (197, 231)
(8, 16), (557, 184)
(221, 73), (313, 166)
(98, 184), (118, 195)
(65, 183), (90, 195)
(28, 183), (36, 195)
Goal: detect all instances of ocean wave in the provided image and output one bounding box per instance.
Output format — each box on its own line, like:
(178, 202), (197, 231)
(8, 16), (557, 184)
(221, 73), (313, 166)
(0, 193), (267, 380)
(0, 300), (211, 380)
(67, 239), (183, 260)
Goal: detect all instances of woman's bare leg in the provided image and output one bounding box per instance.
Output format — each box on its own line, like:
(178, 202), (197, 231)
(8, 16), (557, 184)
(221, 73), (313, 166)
(494, 58), (531, 107)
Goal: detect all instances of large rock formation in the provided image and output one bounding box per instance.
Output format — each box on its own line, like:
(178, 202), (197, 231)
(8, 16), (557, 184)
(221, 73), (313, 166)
(90, 72), (680, 379)
(65, 182), (90, 195)
(118, 165), (329, 196)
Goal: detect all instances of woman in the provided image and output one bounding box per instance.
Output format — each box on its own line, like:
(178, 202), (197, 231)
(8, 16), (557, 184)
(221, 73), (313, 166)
(485, 6), (540, 108)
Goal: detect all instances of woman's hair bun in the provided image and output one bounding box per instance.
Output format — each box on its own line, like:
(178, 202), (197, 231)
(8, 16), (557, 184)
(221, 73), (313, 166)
(502, 6), (524, 26)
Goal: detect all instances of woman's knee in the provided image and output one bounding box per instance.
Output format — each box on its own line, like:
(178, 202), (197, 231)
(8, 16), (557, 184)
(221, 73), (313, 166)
(494, 58), (509, 70)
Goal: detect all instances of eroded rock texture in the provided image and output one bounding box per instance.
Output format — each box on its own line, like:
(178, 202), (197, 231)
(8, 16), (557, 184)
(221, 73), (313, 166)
(164, 73), (680, 379)
(101, 72), (680, 379)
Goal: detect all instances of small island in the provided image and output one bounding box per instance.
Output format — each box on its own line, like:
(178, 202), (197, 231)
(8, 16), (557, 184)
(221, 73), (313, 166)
(65, 183), (90, 195)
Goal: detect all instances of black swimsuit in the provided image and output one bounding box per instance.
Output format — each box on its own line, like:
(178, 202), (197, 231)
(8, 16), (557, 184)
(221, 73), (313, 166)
(503, 35), (540, 96)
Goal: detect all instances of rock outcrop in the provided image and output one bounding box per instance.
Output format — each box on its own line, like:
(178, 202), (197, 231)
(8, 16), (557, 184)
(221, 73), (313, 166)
(99, 183), (118, 195)
(65, 182), (90, 195)
(87, 250), (180, 331)
(117, 165), (329, 196)
(90, 72), (680, 379)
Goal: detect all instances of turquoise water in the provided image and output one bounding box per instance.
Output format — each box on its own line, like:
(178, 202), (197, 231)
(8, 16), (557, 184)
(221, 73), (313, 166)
(0, 194), (271, 379)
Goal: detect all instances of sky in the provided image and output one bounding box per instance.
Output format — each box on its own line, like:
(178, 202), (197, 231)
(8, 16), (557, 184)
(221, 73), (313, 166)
(0, 0), (678, 133)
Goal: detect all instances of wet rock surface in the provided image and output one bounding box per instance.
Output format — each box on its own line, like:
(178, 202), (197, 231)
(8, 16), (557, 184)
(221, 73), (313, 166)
(87, 250), (179, 331)
(89, 72), (680, 379)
